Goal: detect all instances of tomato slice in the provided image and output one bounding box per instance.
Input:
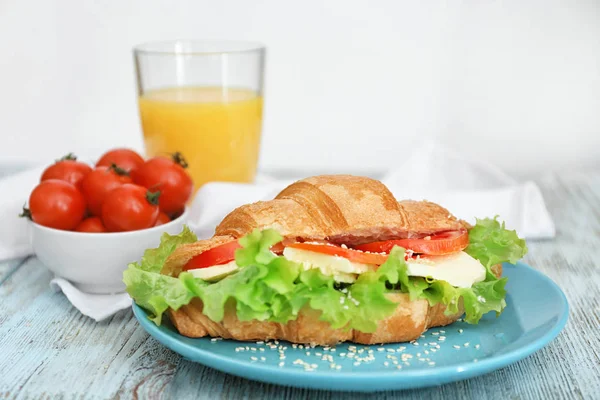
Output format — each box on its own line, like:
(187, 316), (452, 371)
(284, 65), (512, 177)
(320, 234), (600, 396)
(183, 241), (241, 270)
(353, 230), (469, 256)
(287, 242), (388, 265)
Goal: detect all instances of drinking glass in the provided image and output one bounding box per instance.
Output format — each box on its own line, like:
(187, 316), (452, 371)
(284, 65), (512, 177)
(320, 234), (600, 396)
(134, 40), (265, 191)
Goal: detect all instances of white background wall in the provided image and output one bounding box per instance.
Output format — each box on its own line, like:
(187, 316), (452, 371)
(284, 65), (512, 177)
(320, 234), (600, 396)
(1, 0), (599, 178)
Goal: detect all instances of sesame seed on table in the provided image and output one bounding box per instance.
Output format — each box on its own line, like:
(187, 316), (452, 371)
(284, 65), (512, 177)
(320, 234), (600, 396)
(1, 169), (600, 399)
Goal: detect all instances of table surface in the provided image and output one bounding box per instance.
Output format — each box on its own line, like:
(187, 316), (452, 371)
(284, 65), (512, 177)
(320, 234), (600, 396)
(1, 169), (600, 400)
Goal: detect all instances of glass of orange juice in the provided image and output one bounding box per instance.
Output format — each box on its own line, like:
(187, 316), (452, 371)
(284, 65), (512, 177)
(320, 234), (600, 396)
(133, 40), (265, 192)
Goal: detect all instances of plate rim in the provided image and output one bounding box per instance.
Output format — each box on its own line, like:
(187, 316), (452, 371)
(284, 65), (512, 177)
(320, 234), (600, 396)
(132, 261), (569, 389)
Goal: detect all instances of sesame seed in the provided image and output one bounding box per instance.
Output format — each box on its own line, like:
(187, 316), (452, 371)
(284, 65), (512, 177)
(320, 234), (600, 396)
(274, 340), (279, 344)
(341, 244), (348, 249)
(431, 332), (439, 336)
(387, 349), (396, 353)
(416, 353), (421, 357)
(311, 363), (318, 368)
(299, 345), (304, 349)
(340, 353), (346, 357)
(250, 348), (257, 352)
(279, 362), (285, 367)
(358, 349), (364, 354)
(453, 345), (461, 349)
(420, 334), (425, 338)
(331, 349), (336, 352)
(412, 342), (419, 346)
(396, 365), (402, 369)
(474, 359), (479, 363)
(424, 350), (429, 355)
(336, 365), (342, 370)
(259, 348), (265, 352)
(250, 356), (258, 361)
(458, 329), (464, 334)
(428, 361), (436, 366)
(430, 348), (437, 353)
(260, 357), (266, 361)
(245, 346), (250, 350)
(353, 362), (361, 366)
(464, 342), (470, 347)
(393, 360), (399, 365)
(210, 338), (218, 342)
(305, 351), (310, 356)
(323, 347), (330, 351)
(343, 305), (349, 310)
(384, 362), (389, 366)
(377, 348), (385, 352)
(440, 330), (445, 333)
(438, 336), (446, 341)
(292, 344), (298, 349)
(316, 352), (322, 356)
(429, 342), (437, 346)
(256, 341), (264, 344)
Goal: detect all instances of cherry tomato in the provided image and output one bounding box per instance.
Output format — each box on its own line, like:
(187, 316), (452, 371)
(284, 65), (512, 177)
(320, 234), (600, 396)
(154, 212), (171, 226)
(183, 240), (242, 270)
(22, 180), (86, 230)
(81, 165), (132, 216)
(41, 153), (92, 190)
(287, 242), (387, 265)
(134, 152), (193, 214)
(75, 217), (107, 233)
(101, 184), (160, 232)
(96, 148), (144, 174)
(353, 230), (469, 256)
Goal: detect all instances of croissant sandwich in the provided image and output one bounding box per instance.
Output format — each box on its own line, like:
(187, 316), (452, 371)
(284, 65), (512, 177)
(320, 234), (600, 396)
(124, 175), (527, 345)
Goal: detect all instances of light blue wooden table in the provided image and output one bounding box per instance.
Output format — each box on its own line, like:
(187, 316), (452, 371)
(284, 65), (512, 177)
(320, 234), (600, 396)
(1, 170), (599, 399)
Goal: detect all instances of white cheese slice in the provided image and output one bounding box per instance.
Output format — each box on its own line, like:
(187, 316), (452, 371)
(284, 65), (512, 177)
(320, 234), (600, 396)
(406, 252), (486, 288)
(188, 261), (239, 281)
(282, 247), (374, 277)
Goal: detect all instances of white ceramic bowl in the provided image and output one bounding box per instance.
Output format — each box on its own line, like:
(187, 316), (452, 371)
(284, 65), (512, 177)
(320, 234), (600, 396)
(29, 208), (189, 294)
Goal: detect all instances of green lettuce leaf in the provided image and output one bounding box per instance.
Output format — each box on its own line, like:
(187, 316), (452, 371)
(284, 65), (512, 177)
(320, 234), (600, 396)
(130, 226), (197, 273)
(465, 216), (528, 278)
(123, 226), (198, 324)
(124, 217), (527, 330)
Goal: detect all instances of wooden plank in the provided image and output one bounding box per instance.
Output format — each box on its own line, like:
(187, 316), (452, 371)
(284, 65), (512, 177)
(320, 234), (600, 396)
(0, 170), (599, 399)
(0, 257), (28, 285)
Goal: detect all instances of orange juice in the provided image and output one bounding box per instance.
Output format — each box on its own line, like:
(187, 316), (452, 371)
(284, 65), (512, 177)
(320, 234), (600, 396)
(138, 86), (263, 191)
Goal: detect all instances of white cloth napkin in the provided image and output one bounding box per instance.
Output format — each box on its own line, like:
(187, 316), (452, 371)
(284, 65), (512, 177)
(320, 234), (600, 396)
(50, 277), (132, 321)
(0, 141), (555, 321)
(189, 141), (555, 240)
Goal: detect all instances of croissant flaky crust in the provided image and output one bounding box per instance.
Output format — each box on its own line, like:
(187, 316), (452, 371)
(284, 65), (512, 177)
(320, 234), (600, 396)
(162, 175), (497, 345)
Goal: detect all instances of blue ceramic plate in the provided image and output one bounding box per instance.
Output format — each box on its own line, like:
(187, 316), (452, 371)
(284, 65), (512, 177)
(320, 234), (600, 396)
(132, 261), (568, 391)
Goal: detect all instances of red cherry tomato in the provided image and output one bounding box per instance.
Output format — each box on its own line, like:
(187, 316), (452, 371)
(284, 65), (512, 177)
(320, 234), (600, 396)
(353, 230), (469, 256)
(96, 148), (144, 174)
(81, 165), (132, 216)
(134, 152), (193, 214)
(154, 212), (171, 226)
(23, 180), (86, 230)
(41, 153), (92, 190)
(101, 184), (160, 232)
(75, 217), (107, 233)
(183, 240), (242, 270)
